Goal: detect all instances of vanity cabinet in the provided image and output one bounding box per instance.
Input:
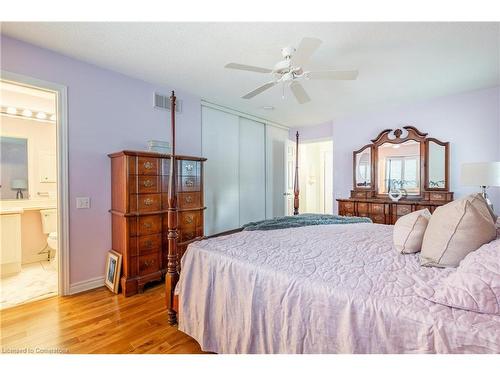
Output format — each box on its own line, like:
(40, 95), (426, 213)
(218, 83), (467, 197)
(109, 150), (206, 296)
(337, 126), (453, 224)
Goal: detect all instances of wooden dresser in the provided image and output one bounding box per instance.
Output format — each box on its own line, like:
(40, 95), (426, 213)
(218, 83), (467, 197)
(337, 126), (453, 224)
(109, 150), (206, 296)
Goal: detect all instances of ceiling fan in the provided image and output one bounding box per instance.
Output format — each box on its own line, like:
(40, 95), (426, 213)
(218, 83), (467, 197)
(224, 37), (358, 104)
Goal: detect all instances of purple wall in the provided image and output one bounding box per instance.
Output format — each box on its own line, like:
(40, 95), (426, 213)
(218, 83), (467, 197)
(332, 86), (500, 213)
(1, 35), (202, 285)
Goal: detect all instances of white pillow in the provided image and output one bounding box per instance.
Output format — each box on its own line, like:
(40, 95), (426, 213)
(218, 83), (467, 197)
(393, 209), (431, 254)
(420, 194), (496, 268)
(416, 238), (500, 315)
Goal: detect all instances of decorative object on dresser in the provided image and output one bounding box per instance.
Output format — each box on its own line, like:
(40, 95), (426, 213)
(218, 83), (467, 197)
(461, 161), (500, 213)
(337, 126), (454, 224)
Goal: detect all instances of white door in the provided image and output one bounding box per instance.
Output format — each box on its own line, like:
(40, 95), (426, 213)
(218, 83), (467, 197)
(265, 125), (288, 219)
(239, 118), (266, 225)
(202, 106), (240, 235)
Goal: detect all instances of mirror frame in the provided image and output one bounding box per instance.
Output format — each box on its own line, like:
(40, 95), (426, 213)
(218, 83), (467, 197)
(353, 144), (374, 190)
(425, 137), (450, 191)
(351, 126), (450, 199)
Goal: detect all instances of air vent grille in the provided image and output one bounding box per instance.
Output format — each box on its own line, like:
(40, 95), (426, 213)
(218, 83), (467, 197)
(154, 93), (182, 113)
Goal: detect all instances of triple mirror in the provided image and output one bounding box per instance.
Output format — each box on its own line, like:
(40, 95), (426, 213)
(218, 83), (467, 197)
(353, 126), (449, 198)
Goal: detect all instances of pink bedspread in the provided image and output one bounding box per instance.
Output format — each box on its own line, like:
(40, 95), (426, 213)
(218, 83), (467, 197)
(177, 223), (500, 353)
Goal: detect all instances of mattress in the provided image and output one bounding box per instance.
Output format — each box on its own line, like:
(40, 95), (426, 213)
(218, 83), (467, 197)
(177, 223), (500, 353)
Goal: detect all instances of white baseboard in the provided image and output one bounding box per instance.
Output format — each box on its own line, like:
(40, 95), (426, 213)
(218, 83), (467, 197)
(69, 275), (105, 295)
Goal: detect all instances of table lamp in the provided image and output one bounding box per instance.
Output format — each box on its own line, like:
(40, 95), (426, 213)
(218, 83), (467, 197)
(461, 162), (500, 212)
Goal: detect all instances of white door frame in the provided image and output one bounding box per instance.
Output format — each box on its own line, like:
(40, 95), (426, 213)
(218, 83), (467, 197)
(1, 70), (70, 295)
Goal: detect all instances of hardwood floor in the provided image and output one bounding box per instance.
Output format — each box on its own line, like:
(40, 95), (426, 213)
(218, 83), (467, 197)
(0, 283), (206, 354)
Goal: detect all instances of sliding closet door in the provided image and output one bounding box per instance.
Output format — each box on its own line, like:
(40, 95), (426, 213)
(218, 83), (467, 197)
(266, 125), (288, 218)
(239, 118), (266, 225)
(202, 106), (239, 235)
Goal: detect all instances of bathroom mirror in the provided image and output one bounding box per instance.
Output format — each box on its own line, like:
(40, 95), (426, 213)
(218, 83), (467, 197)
(0, 136), (29, 200)
(377, 139), (421, 195)
(353, 146), (372, 189)
(426, 139), (448, 190)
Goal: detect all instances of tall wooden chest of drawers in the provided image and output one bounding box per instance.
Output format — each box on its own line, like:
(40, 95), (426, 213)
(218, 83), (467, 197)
(108, 150), (206, 296)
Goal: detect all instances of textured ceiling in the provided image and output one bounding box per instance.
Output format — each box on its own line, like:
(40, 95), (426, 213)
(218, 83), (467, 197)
(2, 22), (499, 126)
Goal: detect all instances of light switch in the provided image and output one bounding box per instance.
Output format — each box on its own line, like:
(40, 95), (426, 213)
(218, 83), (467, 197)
(76, 197), (90, 209)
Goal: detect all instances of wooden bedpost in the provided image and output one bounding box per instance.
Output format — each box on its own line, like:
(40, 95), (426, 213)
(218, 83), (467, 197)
(166, 91), (179, 326)
(293, 131), (300, 215)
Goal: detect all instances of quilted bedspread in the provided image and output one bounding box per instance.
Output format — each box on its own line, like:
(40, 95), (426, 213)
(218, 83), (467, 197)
(177, 223), (500, 353)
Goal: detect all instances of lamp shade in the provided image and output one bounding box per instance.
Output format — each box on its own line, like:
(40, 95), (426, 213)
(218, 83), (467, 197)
(461, 162), (500, 187)
(11, 179), (27, 190)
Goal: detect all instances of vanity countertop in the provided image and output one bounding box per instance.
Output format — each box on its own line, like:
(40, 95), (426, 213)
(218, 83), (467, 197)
(0, 199), (57, 214)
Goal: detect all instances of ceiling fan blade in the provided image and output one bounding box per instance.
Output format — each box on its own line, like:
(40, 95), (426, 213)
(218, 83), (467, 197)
(290, 82), (311, 104)
(225, 63), (273, 73)
(307, 70), (359, 80)
(242, 81), (277, 99)
(291, 37), (322, 67)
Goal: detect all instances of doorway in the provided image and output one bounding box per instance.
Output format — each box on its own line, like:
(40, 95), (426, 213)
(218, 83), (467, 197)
(297, 139), (333, 214)
(0, 73), (69, 309)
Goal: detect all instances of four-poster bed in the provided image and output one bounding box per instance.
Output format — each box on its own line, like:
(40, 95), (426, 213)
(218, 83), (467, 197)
(165, 98), (302, 324)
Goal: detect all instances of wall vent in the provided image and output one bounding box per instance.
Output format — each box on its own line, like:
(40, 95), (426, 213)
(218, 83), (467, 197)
(154, 93), (182, 113)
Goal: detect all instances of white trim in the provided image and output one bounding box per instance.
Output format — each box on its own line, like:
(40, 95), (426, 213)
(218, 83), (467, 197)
(201, 100), (289, 130)
(69, 276), (105, 295)
(1, 70), (70, 296)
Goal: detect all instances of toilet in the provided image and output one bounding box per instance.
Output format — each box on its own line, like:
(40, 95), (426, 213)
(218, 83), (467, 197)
(40, 209), (57, 259)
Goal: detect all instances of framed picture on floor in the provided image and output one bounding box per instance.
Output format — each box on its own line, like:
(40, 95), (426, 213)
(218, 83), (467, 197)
(105, 250), (122, 293)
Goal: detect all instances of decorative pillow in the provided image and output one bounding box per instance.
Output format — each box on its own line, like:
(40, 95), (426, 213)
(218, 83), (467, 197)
(420, 194), (496, 268)
(416, 238), (500, 315)
(393, 209), (431, 254)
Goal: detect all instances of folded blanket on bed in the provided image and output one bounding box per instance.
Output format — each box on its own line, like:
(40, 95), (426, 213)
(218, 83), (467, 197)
(242, 213), (372, 231)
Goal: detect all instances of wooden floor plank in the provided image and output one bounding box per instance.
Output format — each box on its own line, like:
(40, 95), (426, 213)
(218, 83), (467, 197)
(0, 284), (206, 354)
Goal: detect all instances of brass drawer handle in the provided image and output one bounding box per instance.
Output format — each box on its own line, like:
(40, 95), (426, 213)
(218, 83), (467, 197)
(144, 198), (154, 206)
(144, 240), (153, 248)
(143, 179), (154, 188)
(143, 259), (155, 268)
(143, 222), (152, 229)
(185, 215), (194, 224)
(185, 178), (195, 187)
(185, 195), (193, 203)
(143, 161), (154, 170)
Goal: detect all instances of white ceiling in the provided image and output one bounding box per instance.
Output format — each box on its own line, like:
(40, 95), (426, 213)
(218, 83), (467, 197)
(2, 22), (499, 127)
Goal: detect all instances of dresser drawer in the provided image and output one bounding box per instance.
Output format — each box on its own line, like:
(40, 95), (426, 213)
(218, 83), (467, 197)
(180, 211), (202, 228)
(137, 253), (161, 276)
(178, 192), (202, 209)
(179, 226), (203, 243)
(357, 202), (368, 214)
(129, 233), (162, 256)
(129, 193), (162, 213)
(370, 203), (385, 214)
(178, 160), (200, 176)
(339, 201), (355, 212)
(129, 215), (162, 237)
(429, 192), (447, 201)
(371, 214), (386, 224)
(396, 204), (412, 216)
(352, 191), (368, 199)
(137, 157), (160, 175)
(178, 176), (200, 192)
(129, 175), (160, 194)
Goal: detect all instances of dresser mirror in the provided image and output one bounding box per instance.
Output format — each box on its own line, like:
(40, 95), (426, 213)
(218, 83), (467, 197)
(426, 139), (449, 190)
(377, 139), (421, 195)
(353, 145), (372, 189)
(339, 126), (453, 224)
(348, 126), (451, 200)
